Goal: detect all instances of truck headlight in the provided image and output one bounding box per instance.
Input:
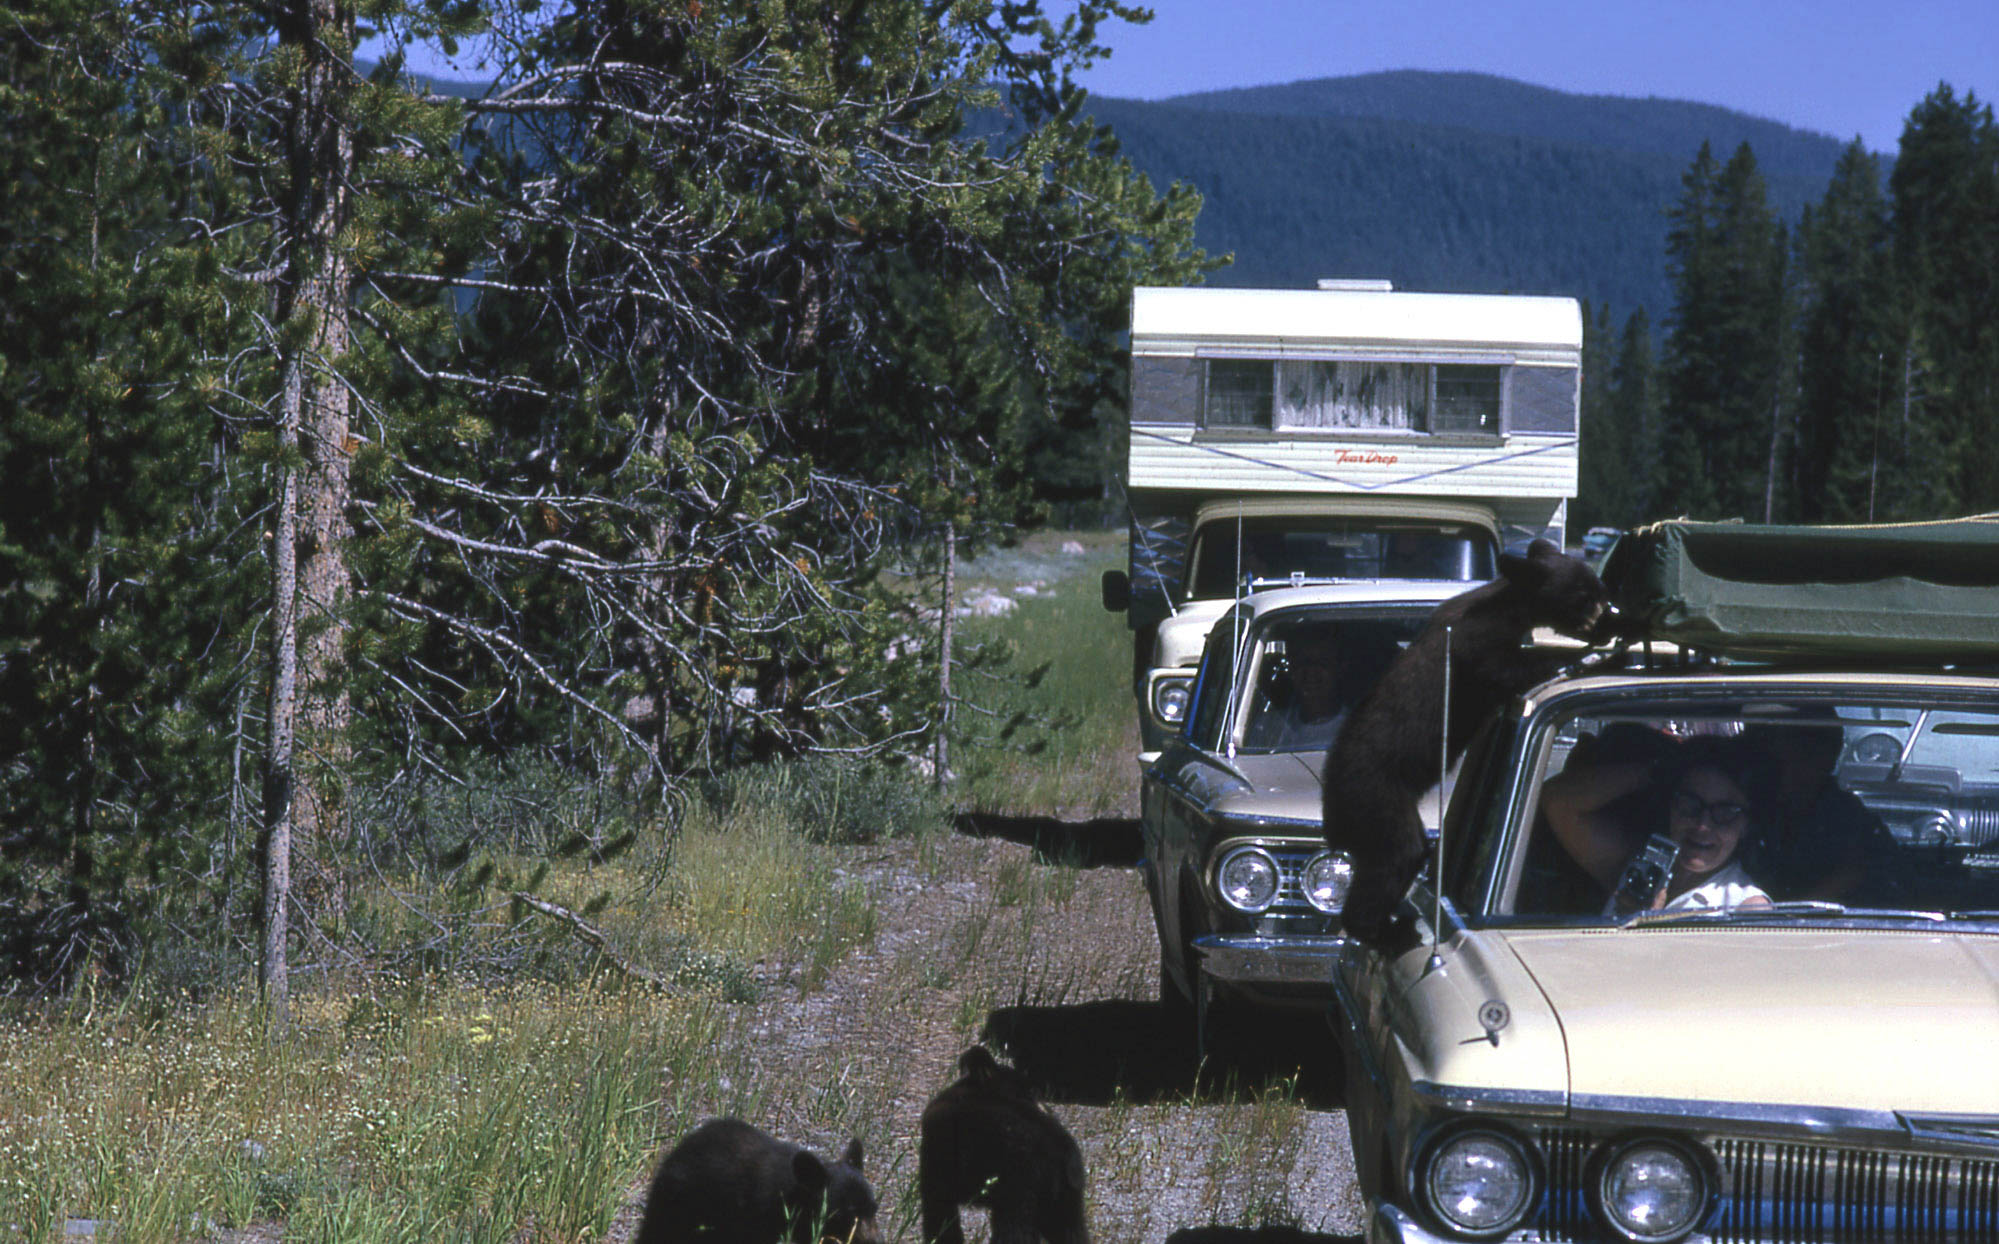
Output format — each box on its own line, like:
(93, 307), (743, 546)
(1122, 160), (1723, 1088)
(1151, 675), (1194, 725)
(1594, 1139), (1705, 1243)
(1215, 846), (1280, 912)
(1421, 1128), (1536, 1238)
(1302, 852), (1353, 914)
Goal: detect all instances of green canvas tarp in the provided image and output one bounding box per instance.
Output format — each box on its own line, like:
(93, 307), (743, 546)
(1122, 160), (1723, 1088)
(1597, 518), (1999, 663)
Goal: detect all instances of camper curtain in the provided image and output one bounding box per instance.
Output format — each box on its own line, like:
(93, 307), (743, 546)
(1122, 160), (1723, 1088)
(1276, 361), (1429, 430)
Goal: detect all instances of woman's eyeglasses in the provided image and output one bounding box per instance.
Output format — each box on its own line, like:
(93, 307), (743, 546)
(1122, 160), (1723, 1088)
(1669, 789), (1747, 829)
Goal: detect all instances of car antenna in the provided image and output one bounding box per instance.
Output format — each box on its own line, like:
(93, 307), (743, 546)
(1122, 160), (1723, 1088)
(1226, 503), (1247, 762)
(1429, 624), (1451, 975)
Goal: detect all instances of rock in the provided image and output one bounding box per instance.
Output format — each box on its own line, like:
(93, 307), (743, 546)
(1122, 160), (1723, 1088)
(958, 589), (1016, 617)
(1060, 540), (1086, 555)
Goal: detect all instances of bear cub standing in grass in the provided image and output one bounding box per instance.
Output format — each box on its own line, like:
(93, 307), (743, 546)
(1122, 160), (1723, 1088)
(635, 1117), (880, 1244)
(1324, 539), (1613, 945)
(919, 1046), (1088, 1244)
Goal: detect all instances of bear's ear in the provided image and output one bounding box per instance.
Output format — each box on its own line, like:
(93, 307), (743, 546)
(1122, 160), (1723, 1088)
(793, 1150), (829, 1190)
(958, 1046), (999, 1079)
(841, 1138), (864, 1171)
(1525, 537), (1562, 560)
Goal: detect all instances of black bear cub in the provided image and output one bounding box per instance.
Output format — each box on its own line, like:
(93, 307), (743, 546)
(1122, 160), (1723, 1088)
(635, 1116), (880, 1244)
(1324, 539), (1612, 944)
(918, 1046), (1089, 1244)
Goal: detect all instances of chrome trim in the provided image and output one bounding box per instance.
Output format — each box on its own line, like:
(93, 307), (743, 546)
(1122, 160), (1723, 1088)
(1329, 961), (1388, 1099)
(1568, 1094), (1909, 1145)
(1411, 1080), (1567, 1119)
(1192, 932), (1345, 985)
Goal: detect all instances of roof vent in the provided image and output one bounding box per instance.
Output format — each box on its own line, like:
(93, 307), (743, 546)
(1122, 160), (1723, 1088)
(1316, 278), (1394, 292)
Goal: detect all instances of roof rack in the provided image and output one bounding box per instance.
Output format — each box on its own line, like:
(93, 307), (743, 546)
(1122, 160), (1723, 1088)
(1598, 518), (1999, 665)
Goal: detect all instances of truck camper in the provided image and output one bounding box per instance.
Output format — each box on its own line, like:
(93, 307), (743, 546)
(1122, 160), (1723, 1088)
(1102, 280), (1584, 752)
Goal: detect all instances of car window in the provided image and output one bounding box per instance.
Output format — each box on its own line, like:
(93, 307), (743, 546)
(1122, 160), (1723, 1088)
(1492, 691), (1999, 923)
(1185, 519), (1495, 597)
(1183, 611), (1245, 752)
(1236, 613), (1424, 754)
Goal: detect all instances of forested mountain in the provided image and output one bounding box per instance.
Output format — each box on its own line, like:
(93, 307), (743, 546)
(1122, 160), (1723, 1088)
(1085, 71), (1854, 316)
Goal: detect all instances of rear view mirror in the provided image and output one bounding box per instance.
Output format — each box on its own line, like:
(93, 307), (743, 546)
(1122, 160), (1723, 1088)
(1101, 569), (1130, 613)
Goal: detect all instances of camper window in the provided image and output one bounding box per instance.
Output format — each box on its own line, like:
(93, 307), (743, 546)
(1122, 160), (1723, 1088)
(1198, 358), (1508, 435)
(1203, 360), (1274, 428)
(1433, 365), (1503, 433)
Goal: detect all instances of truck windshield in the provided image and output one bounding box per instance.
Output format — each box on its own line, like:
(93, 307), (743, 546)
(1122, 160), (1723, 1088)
(1185, 519), (1495, 598)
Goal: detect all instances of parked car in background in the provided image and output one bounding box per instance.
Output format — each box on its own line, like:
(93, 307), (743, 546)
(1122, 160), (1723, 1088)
(1331, 519), (1999, 1244)
(1580, 525), (1620, 563)
(1139, 580), (1469, 1056)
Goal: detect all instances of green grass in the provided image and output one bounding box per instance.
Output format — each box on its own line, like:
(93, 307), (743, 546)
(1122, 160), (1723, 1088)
(0, 529), (1146, 1243)
(952, 528), (1136, 816)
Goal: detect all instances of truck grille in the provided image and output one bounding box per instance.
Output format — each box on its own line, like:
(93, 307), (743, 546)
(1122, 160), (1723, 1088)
(1532, 1130), (1999, 1243)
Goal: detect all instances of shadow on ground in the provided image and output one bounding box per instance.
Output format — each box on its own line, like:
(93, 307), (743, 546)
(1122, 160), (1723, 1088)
(1164, 1231), (1360, 1244)
(953, 812), (1143, 868)
(980, 999), (1345, 1109)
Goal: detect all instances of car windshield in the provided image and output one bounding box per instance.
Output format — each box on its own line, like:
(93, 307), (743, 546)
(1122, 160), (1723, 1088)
(1492, 689), (1999, 924)
(1235, 611), (1427, 755)
(1185, 518), (1495, 598)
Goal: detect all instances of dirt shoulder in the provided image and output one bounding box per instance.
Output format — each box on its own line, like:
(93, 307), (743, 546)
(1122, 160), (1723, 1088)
(626, 812), (1364, 1243)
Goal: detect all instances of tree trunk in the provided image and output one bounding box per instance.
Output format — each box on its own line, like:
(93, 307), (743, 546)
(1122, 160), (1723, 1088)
(263, 0), (354, 1028)
(935, 516), (955, 788)
(281, 0), (354, 922)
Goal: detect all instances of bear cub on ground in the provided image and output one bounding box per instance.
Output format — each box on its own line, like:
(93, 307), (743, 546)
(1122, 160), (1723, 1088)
(635, 1116), (880, 1244)
(918, 1046), (1089, 1244)
(1324, 539), (1613, 945)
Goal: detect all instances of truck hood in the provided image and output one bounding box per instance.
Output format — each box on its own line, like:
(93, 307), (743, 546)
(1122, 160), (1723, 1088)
(1499, 927), (1999, 1115)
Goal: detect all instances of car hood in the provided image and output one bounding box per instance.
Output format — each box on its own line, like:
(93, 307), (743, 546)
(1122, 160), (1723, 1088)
(1210, 752), (1323, 824)
(1207, 751), (1446, 829)
(1499, 927), (1999, 1114)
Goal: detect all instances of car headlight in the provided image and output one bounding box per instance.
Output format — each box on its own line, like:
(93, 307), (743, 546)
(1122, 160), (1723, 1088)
(1421, 1128), (1536, 1238)
(1594, 1139), (1705, 1243)
(1215, 847), (1280, 912)
(1152, 676), (1193, 725)
(1302, 852), (1353, 914)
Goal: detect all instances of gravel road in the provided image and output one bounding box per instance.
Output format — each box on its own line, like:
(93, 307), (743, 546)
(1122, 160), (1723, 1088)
(619, 812), (1365, 1243)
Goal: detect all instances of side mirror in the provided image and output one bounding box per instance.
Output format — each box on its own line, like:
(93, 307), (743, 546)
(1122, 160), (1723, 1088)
(1101, 569), (1130, 613)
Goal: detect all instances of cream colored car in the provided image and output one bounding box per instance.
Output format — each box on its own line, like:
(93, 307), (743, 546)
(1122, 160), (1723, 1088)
(1333, 664), (1999, 1244)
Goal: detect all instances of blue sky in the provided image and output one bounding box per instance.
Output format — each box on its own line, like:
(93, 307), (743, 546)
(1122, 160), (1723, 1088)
(1074, 0), (1997, 153)
(382, 0), (1997, 154)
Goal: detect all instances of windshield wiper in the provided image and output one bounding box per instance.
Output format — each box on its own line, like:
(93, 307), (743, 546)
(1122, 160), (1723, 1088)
(1624, 902), (1953, 927)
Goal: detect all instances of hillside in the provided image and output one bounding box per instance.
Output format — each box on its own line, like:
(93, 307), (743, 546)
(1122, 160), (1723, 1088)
(1085, 70), (1856, 318)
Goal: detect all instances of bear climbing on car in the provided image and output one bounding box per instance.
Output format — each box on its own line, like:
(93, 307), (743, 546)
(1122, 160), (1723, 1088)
(1324, 539), (1613, 945)
(918, 1046), (1089, 1244)
(635, 1116), (880, 1244)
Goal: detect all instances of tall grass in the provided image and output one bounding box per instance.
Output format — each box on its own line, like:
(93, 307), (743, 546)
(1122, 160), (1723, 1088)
(952, 530), (1136, 816)
(0, 981), (715, 1244)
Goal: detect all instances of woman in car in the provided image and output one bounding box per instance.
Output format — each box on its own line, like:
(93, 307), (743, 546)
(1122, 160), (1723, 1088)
(1539, 733), (1773, 915)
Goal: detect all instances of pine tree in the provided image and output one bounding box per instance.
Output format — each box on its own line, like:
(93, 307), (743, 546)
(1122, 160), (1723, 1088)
(1888, 84), (1999, 512)
(1798, 140), (1896, 521)
(0, 1), (262, 992)
(1574, 301), (1623, 531)
(1658, 142), (1789, 520)
(1609, 309), (1664, 528)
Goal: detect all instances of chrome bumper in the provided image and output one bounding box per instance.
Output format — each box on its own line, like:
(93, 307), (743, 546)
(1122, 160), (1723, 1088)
(1192, 933), (1346, 986)
(1368, 1203), (1444, 1244)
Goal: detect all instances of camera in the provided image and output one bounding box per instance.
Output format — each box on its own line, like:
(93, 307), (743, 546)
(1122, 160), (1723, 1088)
(1612, 833), (1680, 913)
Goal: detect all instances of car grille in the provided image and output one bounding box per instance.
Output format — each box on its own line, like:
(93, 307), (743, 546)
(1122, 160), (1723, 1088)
(1264, 846), (1323, 917)
(1532, 1129), (1999, 1243)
